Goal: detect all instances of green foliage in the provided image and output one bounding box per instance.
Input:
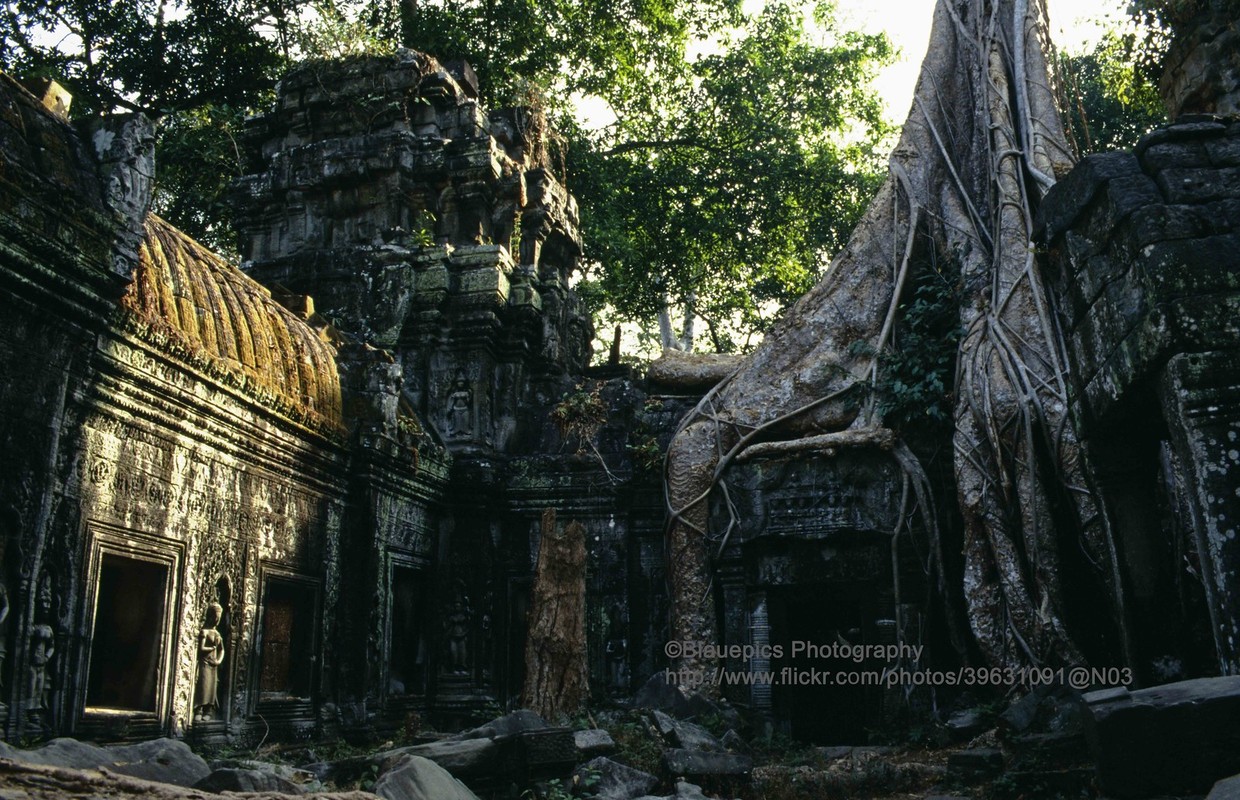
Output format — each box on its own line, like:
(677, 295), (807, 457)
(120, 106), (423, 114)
(6, 0), (891, 347)
(627, 435), (664, 473)
(874, 250), (962, 430)
(151, 104), (252, 253)
(294, 0), (397, 59)
(552, 381), (608, 452)
(603, 713), (663, 775)
(397, 0), (741, 112)
(1058, 32), (1166, 155)
(0, 0), (283, 116)
(1129, 0), (1240, 30)
(570, 0), (892, 353)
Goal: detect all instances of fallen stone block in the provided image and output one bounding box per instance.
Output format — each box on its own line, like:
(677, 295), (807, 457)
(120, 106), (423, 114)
(663, 748), (752, 778)
(373, 754), (481, 800)
(1083, 676), (1240, 797)
(945, 748), (1003, 784)
(574, 756), (658, 800)
(574, 728), (617, 758)
(194, 766), (303, 793)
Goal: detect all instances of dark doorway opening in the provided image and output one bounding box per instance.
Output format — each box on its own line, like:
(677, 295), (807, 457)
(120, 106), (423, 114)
(770, 581), (882, 745)
(258, 579), (315, 699)
(86, 554), (168, 711)
(389, 566), (426, 696)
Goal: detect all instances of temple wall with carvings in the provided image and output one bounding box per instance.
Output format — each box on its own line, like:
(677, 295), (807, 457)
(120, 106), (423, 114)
(0, 72), (450, 745)
(3, 40), (1240, 751)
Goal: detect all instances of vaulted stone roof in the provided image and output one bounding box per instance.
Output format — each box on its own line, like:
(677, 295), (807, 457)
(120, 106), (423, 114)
(122, 215), (343, 430)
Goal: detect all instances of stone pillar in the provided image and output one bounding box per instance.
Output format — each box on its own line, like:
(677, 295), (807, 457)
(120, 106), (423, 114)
(748, 593), (773, 713)
(1161, 352), (1240, 674)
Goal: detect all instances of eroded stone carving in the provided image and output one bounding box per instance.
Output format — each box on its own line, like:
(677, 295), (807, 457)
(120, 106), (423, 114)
(194, 603), (225, 722)
(444, 593), (472, 676)
(27, 624), (53, 711)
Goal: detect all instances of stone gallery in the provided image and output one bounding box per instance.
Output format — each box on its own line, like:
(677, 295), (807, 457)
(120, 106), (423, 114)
(0, 24), (1238, 776)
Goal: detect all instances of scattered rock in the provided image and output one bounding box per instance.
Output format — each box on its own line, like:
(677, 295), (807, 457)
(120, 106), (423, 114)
(946, 748), (1004, 784)
(851, 746), (894, 760)
(649, 709), (678, 739)
(815, 745), (853, 763)
(1210, 773), (1240, 800)
(0, 737), (211, 787)
(1084, 676), (1240, 797)
(194, 766), (303, 793)
(632, 674), (740, 729)
(648, 710), (724, 752)
(663, 748), (752, 778)
(209, 759), (323, 792)
(0, 757), (377, 799)
(575, 756), (659, 800)
(574, 728), (617, 758)
(671, 780), (713, 799)
(380, 737), (499, 778)
(372, 754), (481, 800)
(999, 687), (1046, 733)
(945, 708), (988, 740)
(451, 709), (549, 741)
(720, 730), (749, 754)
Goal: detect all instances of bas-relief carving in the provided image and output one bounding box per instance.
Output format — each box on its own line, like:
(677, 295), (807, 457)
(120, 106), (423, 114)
(446, 371), (473, 438)
(27, 624), (54, 712)
(443, 589), (472, 676)
(195, 602), (224, 721)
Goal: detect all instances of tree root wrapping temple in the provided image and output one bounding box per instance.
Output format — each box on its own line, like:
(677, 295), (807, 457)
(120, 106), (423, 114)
(0, 40), (1238, 749)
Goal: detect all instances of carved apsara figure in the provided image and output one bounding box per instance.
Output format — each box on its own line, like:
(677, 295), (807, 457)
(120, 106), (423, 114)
(28, 623), (54, 710)
(447, 372), (473, 437)
(195, 602), (225, 720)
(444, 597), (471, 675)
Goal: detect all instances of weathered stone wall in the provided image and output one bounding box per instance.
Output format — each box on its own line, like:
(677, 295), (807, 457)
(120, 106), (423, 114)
(0, 73), (451, 746)
(235, 50), (592, 461)
(0, 74), (128, 740)
(1040, 116), (1240, 679)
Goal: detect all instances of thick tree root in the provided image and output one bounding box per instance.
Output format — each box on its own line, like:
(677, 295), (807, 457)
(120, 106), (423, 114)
(663, 0), (1129, 672)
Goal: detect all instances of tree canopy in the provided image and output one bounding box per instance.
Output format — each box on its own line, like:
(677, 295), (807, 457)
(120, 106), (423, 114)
(1058, 31), (1166, 156)
(569, 1), (892, 355)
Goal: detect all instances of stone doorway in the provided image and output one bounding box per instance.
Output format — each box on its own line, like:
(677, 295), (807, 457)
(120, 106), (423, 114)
(258, 579), (316, 700)
(85, 554), (168, 712)
(768, 581), (884, 745)
(388, 565), (427, 697)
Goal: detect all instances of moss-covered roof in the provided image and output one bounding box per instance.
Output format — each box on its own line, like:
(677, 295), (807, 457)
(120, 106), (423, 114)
(122, 215), (343, 431)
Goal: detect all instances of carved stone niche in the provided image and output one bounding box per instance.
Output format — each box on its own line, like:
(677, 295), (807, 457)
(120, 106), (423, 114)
(75, 525), (183, 740)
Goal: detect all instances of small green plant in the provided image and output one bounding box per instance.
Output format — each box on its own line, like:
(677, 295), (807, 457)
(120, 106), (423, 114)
(410, 209), (437, 248)
(875, 256), (962, 430)
(359, 762), (380, 791)
(627, 434), (663, 472)
(552, 382), (608, 454)
(604, 713), (663, 775)
(522, 768), (600, 799)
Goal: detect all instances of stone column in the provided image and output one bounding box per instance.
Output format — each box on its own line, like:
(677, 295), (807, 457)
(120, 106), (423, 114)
(748, 592), (773, 713)
(1161, 351), (1240, 674)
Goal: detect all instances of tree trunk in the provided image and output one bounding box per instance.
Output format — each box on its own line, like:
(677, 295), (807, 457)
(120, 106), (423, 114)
(521, 508), (589, 719)
(658, 299), (680, 351)
(663, 0), (1129, 673)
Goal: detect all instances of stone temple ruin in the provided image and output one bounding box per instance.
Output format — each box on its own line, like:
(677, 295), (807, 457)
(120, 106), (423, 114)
(0, 42), (1238, 769)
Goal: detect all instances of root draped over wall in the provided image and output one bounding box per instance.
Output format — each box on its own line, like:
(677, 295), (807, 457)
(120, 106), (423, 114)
(663, 0), (1130, 676)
